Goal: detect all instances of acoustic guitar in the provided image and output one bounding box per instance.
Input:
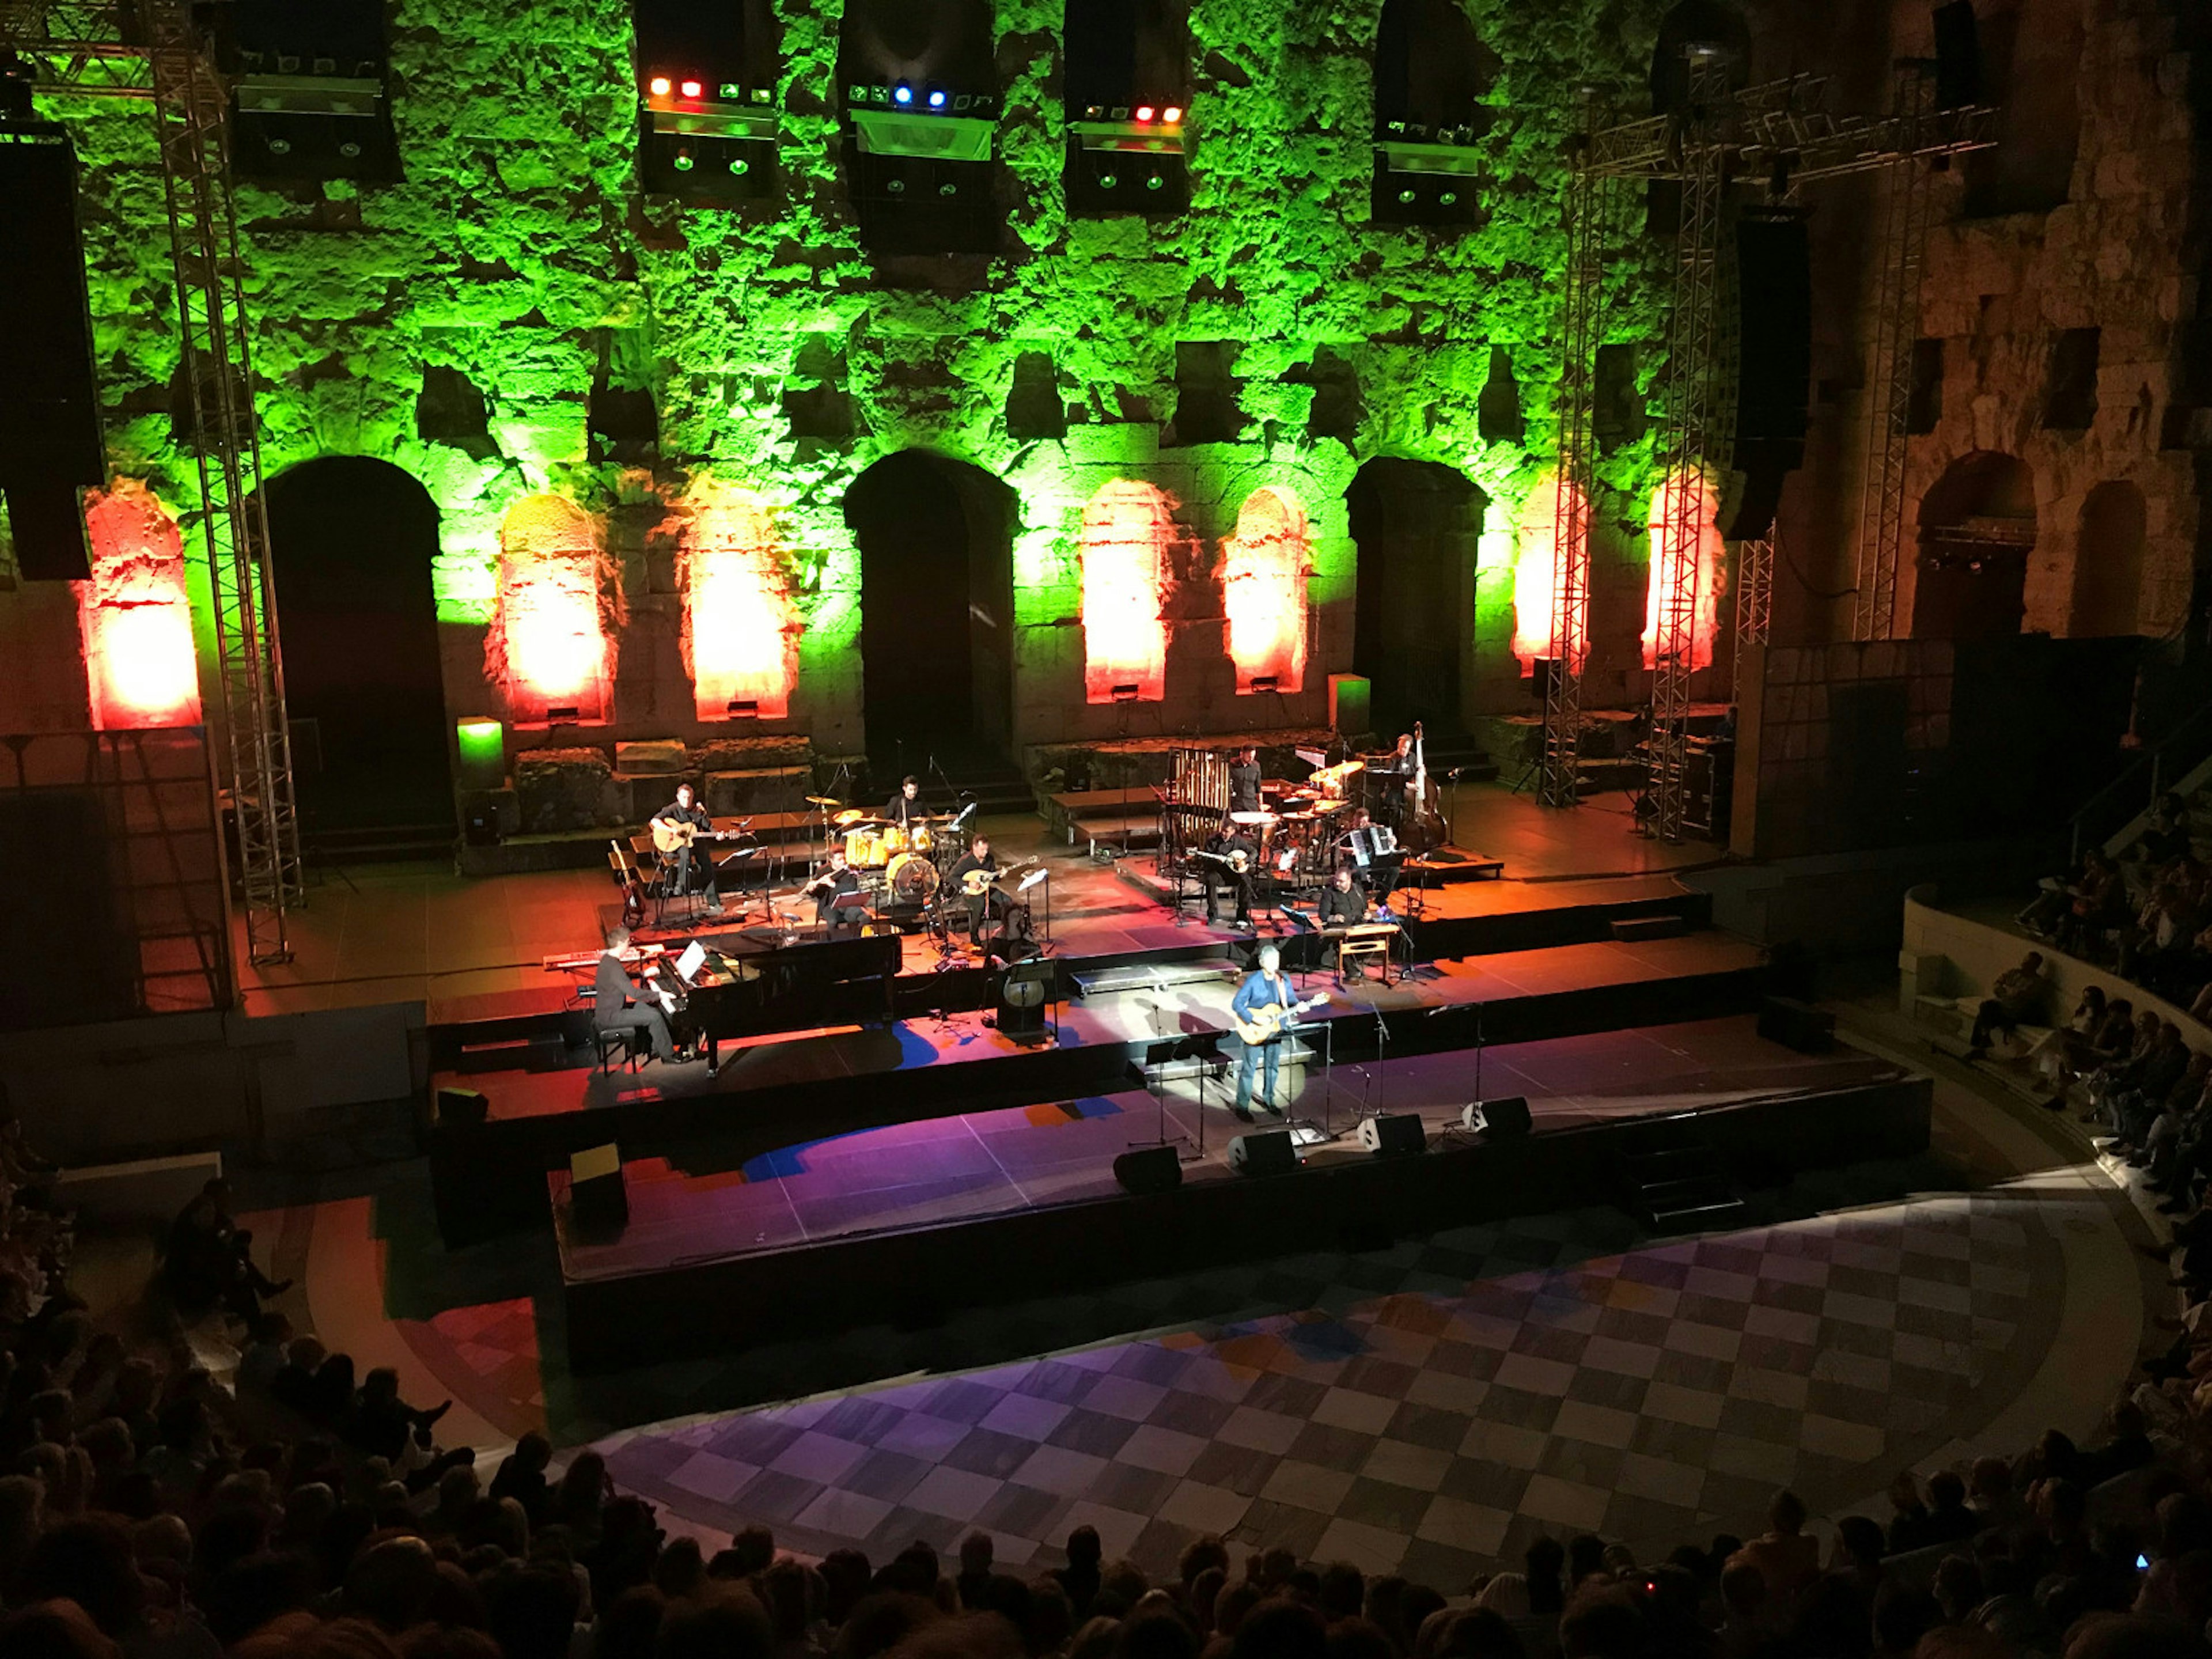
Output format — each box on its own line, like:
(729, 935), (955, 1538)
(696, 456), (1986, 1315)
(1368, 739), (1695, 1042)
(1232, 990), (1333, 1044)
(651, 819), (749, 856)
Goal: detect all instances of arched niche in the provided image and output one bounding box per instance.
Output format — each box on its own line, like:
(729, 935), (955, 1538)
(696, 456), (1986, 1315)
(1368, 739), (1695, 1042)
(1642, 468), (1725, 674)
(1510, 470), (1591, 674)
(1221, 487), (1312, 696)
(487, 493), (622, 729)
(259, 458), (453, 831)
(844, 452), (1017, 760)
(1079, 479), (1173, 704)
(838, 1), (1001, 255)
(1370, 0), (1498, 228)
(679, 485), (802, 722)
(77, 482), (200, 732)
(1912, 450), (2036, 640)
(2070, 481), (2147, 638)
(1347, 459), (1486, 730)
(1961, 0), (2083, 218)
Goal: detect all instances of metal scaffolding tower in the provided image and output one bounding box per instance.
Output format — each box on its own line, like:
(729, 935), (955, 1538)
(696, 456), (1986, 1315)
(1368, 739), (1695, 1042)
(1543, 63), (1991, 840)
(1850, 63), (1938, 642)
(1, 1), (301, 963)
(1539, 118), (1604, 809)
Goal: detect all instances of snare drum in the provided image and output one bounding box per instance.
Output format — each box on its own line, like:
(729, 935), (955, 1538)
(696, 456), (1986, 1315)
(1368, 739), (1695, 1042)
(844, 827), (888, 868)
(881, 824), (911, 857)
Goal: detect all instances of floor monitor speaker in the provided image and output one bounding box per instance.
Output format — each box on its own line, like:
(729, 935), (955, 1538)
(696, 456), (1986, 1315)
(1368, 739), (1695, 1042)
(1357, 1113), (1426, 1156)
(569, 1142), (628, 1230)
(1228, 1129), (1298, 1177)
(1113, 1145), (1184, 1196)
(1462, 1095), (1531, 1139)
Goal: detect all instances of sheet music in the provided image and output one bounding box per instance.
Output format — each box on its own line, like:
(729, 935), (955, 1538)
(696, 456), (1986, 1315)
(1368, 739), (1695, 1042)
(675, 941), (707, 983)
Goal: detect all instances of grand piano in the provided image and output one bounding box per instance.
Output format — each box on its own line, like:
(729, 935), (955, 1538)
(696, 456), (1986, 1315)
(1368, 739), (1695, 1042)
(666, 922), (901, 1074)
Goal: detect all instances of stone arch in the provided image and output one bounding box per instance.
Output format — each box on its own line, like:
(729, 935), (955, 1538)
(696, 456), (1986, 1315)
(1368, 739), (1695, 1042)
(843, 451), (1017, 759)
(1222, 486), (1312, 696)
(1347, 459), (1487, 730)
(1511, 469), (1590, 673)
(1079, 480), (1173, 704)
(677, 484), (802, 722)
(2070, 480), (2147, 638)
(486, 493), (622, 728)
(1912, 450), (2036, 639)
(258, 457), (452, 831)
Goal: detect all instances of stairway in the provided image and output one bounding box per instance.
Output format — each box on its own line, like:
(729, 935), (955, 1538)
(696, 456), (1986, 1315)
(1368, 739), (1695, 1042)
(1613, 1112), (1746, 1235)
(1416, 728), (1498, 785)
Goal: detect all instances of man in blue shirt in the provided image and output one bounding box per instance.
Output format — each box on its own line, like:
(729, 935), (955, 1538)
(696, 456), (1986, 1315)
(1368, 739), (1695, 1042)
(1230, 944), (1294, 1120)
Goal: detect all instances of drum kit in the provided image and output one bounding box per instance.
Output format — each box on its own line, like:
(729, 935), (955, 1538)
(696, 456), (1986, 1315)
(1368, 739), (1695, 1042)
(814, 799), (955, 905)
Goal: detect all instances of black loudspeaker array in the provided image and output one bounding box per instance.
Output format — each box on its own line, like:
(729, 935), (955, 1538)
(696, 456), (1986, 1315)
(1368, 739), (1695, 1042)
(1727, 210), (1812, 541)
(0, 120), (103, 581)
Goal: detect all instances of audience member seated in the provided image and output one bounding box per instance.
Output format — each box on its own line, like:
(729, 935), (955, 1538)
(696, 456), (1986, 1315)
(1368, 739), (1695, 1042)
(161, 1179), (290, 1324)
(1969, 951), (2047, 1055)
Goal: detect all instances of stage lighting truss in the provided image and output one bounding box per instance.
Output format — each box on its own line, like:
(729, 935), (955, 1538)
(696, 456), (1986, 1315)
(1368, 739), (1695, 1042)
(641, 73), (777, 199)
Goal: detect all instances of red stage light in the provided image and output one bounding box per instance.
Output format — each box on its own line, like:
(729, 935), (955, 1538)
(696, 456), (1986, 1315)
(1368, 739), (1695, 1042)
(679, 79), (702, 99)
(78, 483), (200, 730)
(1080, 480), (1172, 704)
(1642, 467), (1724, 673)
(681, 486), (800, 722)
(1134, 105), (1156, 123)
(1223, 487), (1310, 695)
(649, 75), (672, 96)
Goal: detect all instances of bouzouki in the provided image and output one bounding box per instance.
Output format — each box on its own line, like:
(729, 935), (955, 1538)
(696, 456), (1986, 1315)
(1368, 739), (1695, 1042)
(1194, 848), (1252, 875)
(960, 858), (1037, 897)
(1232, 990), (1334, 1044)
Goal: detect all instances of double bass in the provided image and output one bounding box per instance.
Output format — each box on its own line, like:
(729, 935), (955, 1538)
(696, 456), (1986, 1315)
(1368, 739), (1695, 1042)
(1404, 721), (1448, 853)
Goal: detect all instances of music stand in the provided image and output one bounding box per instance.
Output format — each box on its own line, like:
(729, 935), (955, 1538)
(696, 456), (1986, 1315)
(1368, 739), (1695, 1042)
(1280, 1010), (1339, 1147)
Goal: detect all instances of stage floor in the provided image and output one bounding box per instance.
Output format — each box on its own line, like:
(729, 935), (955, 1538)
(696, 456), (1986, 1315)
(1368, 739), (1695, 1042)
(237, 783), (1719, 1018)
(454, 929), (1761, 1127)
(553, 1015), (1908, 1283)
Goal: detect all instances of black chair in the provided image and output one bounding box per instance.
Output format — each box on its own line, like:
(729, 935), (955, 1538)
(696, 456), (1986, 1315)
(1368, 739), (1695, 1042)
(594, 1025), (646, 1074)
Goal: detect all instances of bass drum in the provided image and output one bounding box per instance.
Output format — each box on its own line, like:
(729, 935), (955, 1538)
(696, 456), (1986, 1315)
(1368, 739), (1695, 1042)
(888, 851), (940, 904)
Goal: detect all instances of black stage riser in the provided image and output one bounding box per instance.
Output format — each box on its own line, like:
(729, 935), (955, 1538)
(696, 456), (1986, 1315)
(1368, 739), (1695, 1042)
(428, 961), (1770, 1247)
(560, 1076), (1933, 1372)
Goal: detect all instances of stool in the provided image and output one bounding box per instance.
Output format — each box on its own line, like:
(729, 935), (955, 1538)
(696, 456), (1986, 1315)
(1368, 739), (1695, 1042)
(1337, 931), (1394, 987)
(594, 1026), (646, 1074)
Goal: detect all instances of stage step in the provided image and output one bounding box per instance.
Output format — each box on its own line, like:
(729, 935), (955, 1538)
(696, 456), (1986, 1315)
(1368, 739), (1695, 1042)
(1071, 959), (1237, 998)
(1137, 1038), (1317, 1083)
(306, 820), (458, 863)
(456, 1032), (567, 1074)
(1613, 1115), (1746, 1235)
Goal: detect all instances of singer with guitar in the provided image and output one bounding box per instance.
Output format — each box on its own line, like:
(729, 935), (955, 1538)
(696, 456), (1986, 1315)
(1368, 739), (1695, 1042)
(1228, 945), (1331, 1119)
(650, 783), (726, 916)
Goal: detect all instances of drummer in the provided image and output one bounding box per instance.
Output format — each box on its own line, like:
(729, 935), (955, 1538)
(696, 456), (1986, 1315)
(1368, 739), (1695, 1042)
(883, 775), (927, 830)
(1227, 746), (1263, 817)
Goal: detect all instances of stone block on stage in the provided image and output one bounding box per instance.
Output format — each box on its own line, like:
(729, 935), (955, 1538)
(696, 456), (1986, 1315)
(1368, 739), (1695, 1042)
(516, 747), (616, 832)
(615, 738), (687, 775)
(705, 766), (810, 816)
(695, 734), (813, 773)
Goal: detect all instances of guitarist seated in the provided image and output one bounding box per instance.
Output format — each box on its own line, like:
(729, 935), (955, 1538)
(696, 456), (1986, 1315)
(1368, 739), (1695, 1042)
(947, 832), (1009, 941)
(1230, 945), (1304, 1120)
(652, 784), (722, 916)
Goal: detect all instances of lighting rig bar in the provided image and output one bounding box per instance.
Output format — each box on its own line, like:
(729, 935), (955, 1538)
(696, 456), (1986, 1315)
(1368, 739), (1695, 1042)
(0, 2), (152, 97)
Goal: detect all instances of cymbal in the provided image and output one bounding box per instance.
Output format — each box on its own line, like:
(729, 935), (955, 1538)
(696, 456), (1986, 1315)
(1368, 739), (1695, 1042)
(834, 809), (878, 827)
(806, 796), (843, 807)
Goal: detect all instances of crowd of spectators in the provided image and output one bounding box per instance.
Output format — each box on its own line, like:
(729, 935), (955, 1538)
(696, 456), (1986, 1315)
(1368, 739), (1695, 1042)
(2020, 796), (2212, 1025)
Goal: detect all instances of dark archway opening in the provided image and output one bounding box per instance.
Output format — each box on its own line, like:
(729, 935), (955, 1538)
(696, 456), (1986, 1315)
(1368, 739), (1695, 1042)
(1347, 458), (1485, 735)
(2072, 480), (2147, 638)
(847, 452), (1016, 766)
(259, 459), (452, 838)
(1912, 451), (2036, 641)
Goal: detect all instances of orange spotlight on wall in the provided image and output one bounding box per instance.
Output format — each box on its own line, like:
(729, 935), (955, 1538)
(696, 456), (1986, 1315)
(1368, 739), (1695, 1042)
(1511, 469), (1592, 673)
(1642, 467), (1725, 673)
(1223, 487), (1310, 695)
(77, 483), (200, 730)
(1080, 480), (1172, 703)
(487, 494), (620, 721)
(681, 486), (800, 720)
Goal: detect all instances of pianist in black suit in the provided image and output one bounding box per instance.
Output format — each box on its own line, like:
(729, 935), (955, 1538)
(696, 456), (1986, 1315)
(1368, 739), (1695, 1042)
(1318, 865), (1373, 980)
(883, 776), (927, 829)
(804, 847), (863, 933)
(593, 925), (676, 1064)
(652, 783), (723, 915)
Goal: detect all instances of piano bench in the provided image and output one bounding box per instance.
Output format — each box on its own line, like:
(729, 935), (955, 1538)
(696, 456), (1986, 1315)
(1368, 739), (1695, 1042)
(594, 1026), (647, 1075)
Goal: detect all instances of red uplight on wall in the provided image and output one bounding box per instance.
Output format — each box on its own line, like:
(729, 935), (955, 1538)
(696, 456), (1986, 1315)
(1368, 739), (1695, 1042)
(680, 485), (801, 722)
(1134, 105), (1156, 123)
(1080, 480), (1172, 704)
(1512, 469), (1590, 673)
(487, 494), (620, 722)
(680, 79), (702, 99)
(1224, 487), (1310, 695)
(77, 483), (200, 730)
(1642, 467), (1725, 673)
